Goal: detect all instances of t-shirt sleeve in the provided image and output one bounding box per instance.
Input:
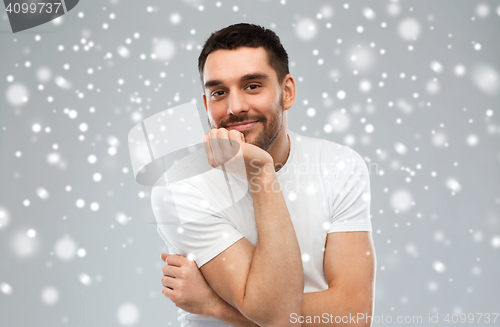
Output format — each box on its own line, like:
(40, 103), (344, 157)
(151, 180), (244, 268)
(328, 146), (372, 233)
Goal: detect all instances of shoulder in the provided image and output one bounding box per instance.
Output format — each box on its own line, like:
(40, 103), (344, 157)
(338, 146), (368, 170)
(290, 130), (363, 171)
(290, 130), (347, 158)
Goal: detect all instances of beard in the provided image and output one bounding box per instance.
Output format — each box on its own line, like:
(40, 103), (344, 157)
(208, 93), (284, 151)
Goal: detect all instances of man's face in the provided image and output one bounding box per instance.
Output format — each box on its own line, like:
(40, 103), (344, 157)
(202, 46), (286, 151)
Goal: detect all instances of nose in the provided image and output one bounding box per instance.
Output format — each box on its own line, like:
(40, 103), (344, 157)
(227, 90), (249, 115)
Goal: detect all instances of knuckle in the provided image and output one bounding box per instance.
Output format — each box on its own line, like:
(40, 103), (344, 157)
(229, 130), (240, 138)
(217, 128), (226, 136)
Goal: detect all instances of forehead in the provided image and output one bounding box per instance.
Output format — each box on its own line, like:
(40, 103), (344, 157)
(203, 47), (276, 84)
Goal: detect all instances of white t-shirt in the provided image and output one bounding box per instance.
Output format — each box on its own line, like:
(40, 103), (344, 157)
(151, 129), (372, 326)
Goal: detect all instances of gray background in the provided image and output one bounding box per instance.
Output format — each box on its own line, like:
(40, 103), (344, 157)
(1, 0), (499, 326)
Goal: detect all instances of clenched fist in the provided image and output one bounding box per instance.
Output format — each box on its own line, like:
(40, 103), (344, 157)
(202, 128), (274, 180)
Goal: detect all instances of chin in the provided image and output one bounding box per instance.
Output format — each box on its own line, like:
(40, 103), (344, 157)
(241, 133), (260, 147)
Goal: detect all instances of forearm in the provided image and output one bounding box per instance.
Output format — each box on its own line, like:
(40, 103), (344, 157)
(209, 295), (259, 327)
(242, 168), (304, 324)
(210, 284), (372, 327)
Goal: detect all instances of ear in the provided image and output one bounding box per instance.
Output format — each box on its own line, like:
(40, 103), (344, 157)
(202, 92), (208, 112)
(282, 74), (296, 111)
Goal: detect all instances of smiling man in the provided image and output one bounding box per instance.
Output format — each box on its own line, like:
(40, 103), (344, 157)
(151, 23), (376, 327)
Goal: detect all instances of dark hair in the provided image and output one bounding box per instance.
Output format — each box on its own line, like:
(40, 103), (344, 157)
(198, 23), (289, 87)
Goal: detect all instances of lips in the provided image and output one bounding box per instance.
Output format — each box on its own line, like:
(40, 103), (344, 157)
(226, 121), (258, 131)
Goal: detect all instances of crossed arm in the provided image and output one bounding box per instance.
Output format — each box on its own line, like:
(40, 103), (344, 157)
(162, 231), (375, 326)
(161, 169), (376, 326)
(204, 231), (375, 326)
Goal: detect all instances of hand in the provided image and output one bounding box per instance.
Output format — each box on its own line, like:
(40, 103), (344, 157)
(160, 253), (221, 317)
(202, 128), (274, 180)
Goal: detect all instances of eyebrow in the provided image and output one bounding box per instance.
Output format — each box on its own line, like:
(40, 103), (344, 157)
(204, 73), (270, 89)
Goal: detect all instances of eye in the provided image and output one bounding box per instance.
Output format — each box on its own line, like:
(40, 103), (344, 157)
(246, 84), (260, 90)
(211, 90), (226, 97)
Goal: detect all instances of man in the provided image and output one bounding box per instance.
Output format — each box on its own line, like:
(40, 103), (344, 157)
(151, 23), (375, 326)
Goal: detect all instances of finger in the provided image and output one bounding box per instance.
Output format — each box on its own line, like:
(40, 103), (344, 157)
(162, 264), (181, 277)
(219, 128), (237, 163)
(224, 130), (247, 175)
(209, 129), (224, 167)
(161, 275), (176, 289)
(161, 253), (179, 266)
(161, 253), (178, 263)
(228, 129), (244, 148)
(205, 130), (215, 168)
(164, 254), (185, 267)
(203, 133), (214, 167)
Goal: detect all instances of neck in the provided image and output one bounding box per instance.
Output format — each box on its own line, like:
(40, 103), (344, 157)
(267, 124), (290, 172)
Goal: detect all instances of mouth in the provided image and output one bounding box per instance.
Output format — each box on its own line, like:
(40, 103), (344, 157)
(226, 121), (258, 131)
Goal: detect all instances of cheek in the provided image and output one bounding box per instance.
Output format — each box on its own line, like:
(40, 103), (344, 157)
(251, 93), (278, 111)
(207, 104), (223, 120)
(208, 105), (230, 128)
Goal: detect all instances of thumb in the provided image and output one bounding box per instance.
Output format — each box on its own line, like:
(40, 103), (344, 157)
(160, 253), (168, 262)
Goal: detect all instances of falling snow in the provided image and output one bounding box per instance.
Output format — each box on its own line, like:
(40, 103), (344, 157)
(1, 1), (499, 326)
(54, 235), (77, 261)
(117, 303), (140, 325)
